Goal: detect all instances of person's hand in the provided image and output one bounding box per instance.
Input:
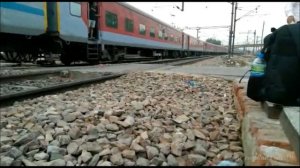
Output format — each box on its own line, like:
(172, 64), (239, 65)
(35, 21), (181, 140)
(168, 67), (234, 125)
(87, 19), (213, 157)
(287, 16), (295, 24)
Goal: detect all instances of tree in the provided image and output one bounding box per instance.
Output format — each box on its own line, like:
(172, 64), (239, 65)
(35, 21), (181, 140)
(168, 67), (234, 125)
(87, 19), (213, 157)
(206, 38), (221, 45)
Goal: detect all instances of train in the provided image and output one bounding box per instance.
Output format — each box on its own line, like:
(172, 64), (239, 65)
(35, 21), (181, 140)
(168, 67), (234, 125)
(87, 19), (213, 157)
(0, 2), (229, 65)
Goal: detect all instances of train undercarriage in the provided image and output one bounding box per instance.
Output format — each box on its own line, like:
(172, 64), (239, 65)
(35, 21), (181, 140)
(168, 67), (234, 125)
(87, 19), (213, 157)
(0, 32), (225, 66)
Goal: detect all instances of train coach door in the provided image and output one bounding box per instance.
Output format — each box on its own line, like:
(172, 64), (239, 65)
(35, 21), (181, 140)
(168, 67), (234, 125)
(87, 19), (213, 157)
(88, 2), (99, 39)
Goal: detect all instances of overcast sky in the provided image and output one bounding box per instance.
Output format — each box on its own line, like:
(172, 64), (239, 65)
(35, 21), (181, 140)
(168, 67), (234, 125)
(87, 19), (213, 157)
(127, 2), (288, 46)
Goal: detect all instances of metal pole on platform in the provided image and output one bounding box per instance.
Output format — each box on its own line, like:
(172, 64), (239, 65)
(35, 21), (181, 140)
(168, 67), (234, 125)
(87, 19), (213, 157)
(231, 2), (238, 57)
(228, 2), (234, 58)
(196, 28), (200, 41)
(260, 21), (265, 50)
(252, 30), (256, 55)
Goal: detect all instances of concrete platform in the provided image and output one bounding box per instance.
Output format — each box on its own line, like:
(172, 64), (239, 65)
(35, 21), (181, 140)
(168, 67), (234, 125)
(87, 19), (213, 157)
(233, 80), (299, 166)
(280, 107), (300, 162)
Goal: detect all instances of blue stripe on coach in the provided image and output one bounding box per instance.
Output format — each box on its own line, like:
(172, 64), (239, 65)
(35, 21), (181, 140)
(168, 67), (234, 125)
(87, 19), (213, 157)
(0, 2), (44, 16)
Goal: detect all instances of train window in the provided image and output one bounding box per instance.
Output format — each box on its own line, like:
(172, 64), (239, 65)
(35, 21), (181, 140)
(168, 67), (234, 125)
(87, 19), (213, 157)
(139, 24), (146, 35)
(158, 31), (163, 39)
(150, 27), (155, 38)
(125, 18), (133, 32)
(106, 11), (118, 28)
(70, 2), (81, 17)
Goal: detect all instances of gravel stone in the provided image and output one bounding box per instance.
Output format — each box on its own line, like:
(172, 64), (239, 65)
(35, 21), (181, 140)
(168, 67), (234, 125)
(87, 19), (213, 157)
(150, 157), (164, 166)
(88, 154), (100, 166)
(171, 142), (184, 156)
(0, 136), (12, 144)
(0, 156), (14, 166)
(33, 152), (49, 161)
(121, 149), (136, 160)
(187, 154), (206, 166)
(167, 154), (178, 166)
(49, 159), (66, 166)
(57, 135), (71, 146)
(50, 153), (64, 161)
(80, 150), (92, 163)
(146, 146), (159, 160)
(173, 114), (190, 124)
(124, 158), (136, 166)
(67, 142), (79, 155)
(110, 153), (124, 166)
(122, 116), (135, 127)
(97, 161), (112, 166)
(14, 132), (39, 146)
(106, 124), (119, 131)
(6, 147), (22, 159)
(66, 161), (74, 166)
(47, 145), (66, 155)
(131, 143), (145, 152)
(136, 157), (149, 166)
(99, 148), (111, 156)
(68, 127), (81, 140)
(22, 158), (37, 166)
(193, 143), (207, 156)
(63, 113), (77, 122)
(25, 149), (40, 157)
(157, 143), (171, 155)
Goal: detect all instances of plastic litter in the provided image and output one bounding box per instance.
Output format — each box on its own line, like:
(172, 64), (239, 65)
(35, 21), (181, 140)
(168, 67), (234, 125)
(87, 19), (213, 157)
(217, 160), (239, 166)
(187, 80), (197, 88)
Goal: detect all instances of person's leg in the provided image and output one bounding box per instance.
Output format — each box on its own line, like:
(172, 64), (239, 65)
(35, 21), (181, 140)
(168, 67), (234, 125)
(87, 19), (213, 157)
(89, 20), (92, 38)
(91, 20), (96, 38)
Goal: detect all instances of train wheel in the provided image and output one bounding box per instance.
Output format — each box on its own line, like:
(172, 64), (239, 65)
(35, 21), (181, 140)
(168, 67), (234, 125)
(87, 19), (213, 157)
(7, 51), (21, 63)
(107, 49), (119, 63)
(23, 53), (38, 63)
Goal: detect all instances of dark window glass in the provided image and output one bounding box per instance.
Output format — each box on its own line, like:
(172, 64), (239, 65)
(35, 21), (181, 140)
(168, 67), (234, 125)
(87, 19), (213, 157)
(125, 18), (133, 32)
(105, 11), (118, 28)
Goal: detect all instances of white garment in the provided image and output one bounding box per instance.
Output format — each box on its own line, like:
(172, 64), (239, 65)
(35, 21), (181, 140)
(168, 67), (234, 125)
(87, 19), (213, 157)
(285, 2), (300, 23)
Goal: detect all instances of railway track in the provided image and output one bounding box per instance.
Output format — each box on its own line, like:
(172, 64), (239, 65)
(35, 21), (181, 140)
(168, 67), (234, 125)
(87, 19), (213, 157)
(0, 55), (218, 105)
(0, 71), (124, 105)
(146, 55), (217, 65)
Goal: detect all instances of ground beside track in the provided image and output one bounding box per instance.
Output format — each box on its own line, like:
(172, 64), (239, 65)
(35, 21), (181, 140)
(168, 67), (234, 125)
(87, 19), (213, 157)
(0, 55), (298, 166)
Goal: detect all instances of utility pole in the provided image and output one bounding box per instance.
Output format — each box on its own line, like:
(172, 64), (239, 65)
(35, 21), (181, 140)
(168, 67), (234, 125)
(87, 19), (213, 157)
(260, 21), (265, 50)
(196, 28), (200, 41)
(228, 2), (234, 58)
(231, 2), (238, 57)
(252, 30), (256, 55)
(231, 5), (260, 56)
(256, 36), (259, 52)
(247, 31), (249, 51)
(181, 2), (184, 11)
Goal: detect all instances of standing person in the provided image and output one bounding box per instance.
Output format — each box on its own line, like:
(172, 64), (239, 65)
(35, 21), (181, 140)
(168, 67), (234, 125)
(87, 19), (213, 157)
(89, 2), (98, 38)
(285, 2), (300, 24)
